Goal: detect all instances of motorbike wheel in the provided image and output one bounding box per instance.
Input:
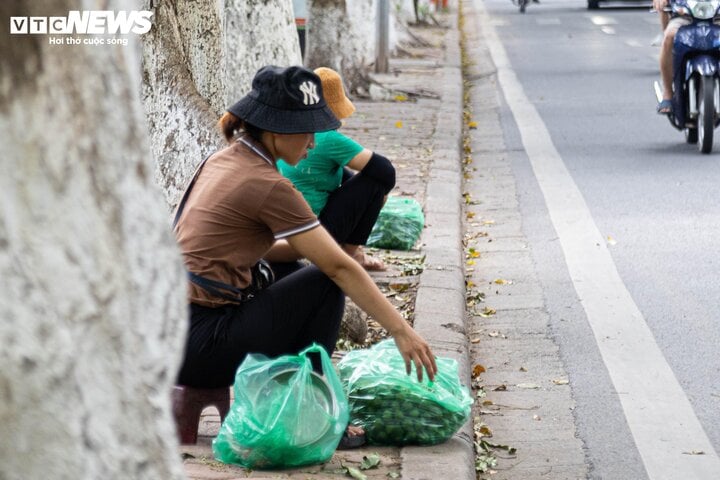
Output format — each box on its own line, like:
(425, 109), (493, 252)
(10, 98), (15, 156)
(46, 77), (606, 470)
(698, 75), (715, 154)
(519, 0), (527, 13)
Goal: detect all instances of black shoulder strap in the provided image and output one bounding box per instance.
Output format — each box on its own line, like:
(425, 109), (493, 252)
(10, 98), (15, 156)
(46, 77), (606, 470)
(187, 271), (252, 303)
(172, 154), (211, 230)
(172, 153), (252, 304)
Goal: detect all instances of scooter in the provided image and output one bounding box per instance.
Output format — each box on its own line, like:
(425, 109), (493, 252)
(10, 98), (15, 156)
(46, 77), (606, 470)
(654, 0), (720, 153)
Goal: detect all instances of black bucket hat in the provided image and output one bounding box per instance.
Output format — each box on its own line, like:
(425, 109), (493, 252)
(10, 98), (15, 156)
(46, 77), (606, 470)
(227, 65), (341, 134)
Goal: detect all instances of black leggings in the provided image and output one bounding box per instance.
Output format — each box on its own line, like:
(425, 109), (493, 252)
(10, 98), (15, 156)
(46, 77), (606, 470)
(177, 265), (345, 388)
(320, 152), (395, 246)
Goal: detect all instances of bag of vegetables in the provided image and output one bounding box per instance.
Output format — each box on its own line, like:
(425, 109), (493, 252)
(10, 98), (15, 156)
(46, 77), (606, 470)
(213, 344), (348, 469)
(337, 340), (472, 446)
(367, 196), (424, 250)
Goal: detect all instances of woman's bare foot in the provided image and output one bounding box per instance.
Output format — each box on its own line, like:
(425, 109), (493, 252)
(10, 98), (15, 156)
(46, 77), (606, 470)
(350, 246), (386, 271)
(338, 424), (366, 450)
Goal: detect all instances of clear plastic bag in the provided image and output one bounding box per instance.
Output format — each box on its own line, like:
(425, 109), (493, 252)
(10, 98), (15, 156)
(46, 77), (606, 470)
(367, 196), (424, 250)
(213, 344), (349, 469)
(337, 340), (472, 446)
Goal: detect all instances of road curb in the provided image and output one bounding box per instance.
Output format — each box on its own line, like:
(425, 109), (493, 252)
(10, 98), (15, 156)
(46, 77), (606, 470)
(400, 4), (475, 480)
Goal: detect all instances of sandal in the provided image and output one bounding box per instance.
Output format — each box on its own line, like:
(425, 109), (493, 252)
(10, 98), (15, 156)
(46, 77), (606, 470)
(657, 99), (673, 115)
(337, 425), (366, 450)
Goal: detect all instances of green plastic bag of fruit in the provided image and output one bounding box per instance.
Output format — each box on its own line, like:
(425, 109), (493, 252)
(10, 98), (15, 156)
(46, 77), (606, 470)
(213, 344), (349, 469)
(337, 340), (472, 446)
(367, 196), (424, 250)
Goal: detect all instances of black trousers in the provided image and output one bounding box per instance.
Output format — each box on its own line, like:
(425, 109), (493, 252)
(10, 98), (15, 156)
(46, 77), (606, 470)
(320, 156), (394, 246)
(177, 266), (345, 388)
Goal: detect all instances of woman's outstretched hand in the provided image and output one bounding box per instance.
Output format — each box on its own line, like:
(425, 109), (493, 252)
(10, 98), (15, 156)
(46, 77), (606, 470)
(392, 327), (438, 383)
(286, 226), (438, 382)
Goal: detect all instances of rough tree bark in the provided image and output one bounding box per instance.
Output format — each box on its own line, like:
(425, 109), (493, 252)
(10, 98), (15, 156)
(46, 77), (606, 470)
(142, 0), (301, 208)
(305, 0), (424, 95)
(305, 0), (375, 94)
(0, 1), (187, 479)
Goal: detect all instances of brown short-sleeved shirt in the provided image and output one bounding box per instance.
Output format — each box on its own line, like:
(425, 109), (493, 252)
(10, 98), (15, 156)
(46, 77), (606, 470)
(175, 138), (319, 307)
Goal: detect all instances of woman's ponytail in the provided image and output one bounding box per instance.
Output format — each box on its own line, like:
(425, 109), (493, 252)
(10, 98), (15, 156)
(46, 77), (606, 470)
(217, 112), (243, 143)
(217, 112), (264, 144)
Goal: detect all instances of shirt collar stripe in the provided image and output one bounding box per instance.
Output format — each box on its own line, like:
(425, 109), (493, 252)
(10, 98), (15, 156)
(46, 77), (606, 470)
(273, 220), (320, 239)
(238, 137), (274, 166)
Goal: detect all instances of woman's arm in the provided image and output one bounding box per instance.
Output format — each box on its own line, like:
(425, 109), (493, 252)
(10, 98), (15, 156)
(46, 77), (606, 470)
(286, 225), (437, 382)
(263, 239), (301, 262)
(346, 148), (372, 172)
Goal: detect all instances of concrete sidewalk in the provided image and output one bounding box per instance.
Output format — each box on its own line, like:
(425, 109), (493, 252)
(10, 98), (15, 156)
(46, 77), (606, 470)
(180, 6), (474, 480)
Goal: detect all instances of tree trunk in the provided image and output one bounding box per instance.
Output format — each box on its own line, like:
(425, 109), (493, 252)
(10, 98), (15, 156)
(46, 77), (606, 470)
(305, 0), (420, 94)
(305, 0), (375, 94)
(142, 0), (301, 208)
(0, 1), (187, 479)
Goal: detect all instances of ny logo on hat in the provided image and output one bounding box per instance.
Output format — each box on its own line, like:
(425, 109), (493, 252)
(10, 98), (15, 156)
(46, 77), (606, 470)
(299, 81), (320, 105)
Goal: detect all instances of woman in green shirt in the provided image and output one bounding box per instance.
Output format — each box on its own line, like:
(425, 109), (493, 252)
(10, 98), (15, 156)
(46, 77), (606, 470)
(278, 67), (395, 271)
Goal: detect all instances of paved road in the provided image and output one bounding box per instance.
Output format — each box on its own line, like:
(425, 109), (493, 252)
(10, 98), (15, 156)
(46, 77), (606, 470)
(471, 0), (720, 478)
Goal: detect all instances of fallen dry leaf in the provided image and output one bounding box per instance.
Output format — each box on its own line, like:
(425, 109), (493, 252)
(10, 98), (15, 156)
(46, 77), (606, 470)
(516, 383), (540, 389)
(388, 283), (409, 293)
(472, 364), (486, 377)
(360, 453), (381, 470)
(553, 378), (569, 385)
(479, 425), (493, 436)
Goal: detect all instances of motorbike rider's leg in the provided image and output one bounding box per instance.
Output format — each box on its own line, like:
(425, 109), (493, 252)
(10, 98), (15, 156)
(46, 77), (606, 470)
(659, 29), (675, 103)
(652, 0), (669, 45)
(660, 11), (669, 30)
(652, 11), (669, 46)
(658, 18), (689, 113)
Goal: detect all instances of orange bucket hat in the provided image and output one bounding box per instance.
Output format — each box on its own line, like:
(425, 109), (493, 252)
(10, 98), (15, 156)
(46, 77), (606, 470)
(314, 67), (356, 120)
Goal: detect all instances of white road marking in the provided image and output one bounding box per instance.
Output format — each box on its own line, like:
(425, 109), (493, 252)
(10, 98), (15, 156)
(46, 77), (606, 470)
(472, 1), (720, 479)
(589, 15), (618, 25)
(601, 26), (616, 35)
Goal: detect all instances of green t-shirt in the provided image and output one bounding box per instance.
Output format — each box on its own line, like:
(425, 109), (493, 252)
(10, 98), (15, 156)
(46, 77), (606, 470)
(277, 130), (364, 215)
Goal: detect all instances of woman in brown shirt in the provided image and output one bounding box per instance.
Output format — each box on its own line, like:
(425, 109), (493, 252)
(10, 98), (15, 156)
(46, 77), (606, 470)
(173, 66), (437, 443)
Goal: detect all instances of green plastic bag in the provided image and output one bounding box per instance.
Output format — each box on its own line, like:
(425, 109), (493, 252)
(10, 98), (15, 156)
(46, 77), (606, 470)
(367, 196), (424, 250)
(337, 339), (472, 446)
(213, 344), (349, 469)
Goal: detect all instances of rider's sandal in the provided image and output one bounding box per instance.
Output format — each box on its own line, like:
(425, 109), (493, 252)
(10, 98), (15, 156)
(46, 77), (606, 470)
(657, 99), (673, 115)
